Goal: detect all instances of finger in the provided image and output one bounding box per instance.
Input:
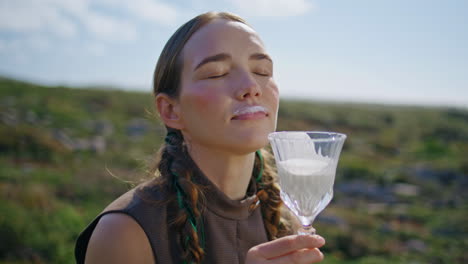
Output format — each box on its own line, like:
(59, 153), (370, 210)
(269, 248), (324, 264)
(255, 235), (325, 259)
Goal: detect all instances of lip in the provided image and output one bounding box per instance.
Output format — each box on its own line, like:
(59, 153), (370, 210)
(232, 105), (269, 120)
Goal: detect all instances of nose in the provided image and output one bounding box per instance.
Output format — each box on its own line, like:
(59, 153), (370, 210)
(235, 71), (262, 100)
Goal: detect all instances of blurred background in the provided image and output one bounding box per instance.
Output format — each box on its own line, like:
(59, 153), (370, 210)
(1, 0), (467, 263)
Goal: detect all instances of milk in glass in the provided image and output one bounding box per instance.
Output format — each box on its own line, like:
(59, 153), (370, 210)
(277, 158), (335, 225)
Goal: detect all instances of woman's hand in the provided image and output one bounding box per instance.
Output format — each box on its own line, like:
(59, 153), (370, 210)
(245, 235), (325, 264)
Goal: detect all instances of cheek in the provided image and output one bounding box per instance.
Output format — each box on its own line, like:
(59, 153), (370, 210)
(181, 84), (224, 115)
(266, 81), (280, 106)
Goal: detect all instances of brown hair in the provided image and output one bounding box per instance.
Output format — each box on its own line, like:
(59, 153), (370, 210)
(150, 11), (290, 263)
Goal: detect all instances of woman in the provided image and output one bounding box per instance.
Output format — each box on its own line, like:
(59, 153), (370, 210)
(75, 11), (325, 264)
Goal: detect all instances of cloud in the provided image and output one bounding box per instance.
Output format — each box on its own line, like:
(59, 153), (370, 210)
(123, 0), (178, 25)
(79, 10), (137, 42)
(0, 0), (179, 42)
(0, 0), (78, 38)
(85, 0), (179, 25)
(228, 0), (314, 17)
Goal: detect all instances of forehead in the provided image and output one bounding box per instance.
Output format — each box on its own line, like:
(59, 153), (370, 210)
(182, 19), (265, 66)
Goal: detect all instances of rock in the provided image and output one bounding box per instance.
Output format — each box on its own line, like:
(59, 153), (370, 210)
(126, 118), (150, 139)
(392, 183), (420, 196)
(336, 181), (397, 203)
(84, 119), (114, 136)
(405, 239), (427, 253)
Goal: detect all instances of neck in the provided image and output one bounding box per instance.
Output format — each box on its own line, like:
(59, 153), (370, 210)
(188, 144), (256, 200)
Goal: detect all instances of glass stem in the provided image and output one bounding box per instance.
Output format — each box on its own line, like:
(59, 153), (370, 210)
(298, 224), (315, 235)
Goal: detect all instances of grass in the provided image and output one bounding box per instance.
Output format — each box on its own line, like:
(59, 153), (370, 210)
(1, 76), (467, 263)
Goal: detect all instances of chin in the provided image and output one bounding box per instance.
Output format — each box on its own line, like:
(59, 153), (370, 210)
(233, 133), (270, 154)
(224, 124), (275, 153)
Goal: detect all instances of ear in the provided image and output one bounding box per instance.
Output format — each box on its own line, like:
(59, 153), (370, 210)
(155, 93), (184, 130)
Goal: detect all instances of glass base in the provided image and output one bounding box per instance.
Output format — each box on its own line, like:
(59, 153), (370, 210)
(297, 224), (316, 235)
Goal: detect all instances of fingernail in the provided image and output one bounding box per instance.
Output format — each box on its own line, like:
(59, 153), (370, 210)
(314, 235), (325, 244)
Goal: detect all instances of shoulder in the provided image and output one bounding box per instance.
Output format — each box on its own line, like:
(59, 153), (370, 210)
(85, 213), (155, 263)
(103, 180), (168, 212)
(79, 181), (170, 263)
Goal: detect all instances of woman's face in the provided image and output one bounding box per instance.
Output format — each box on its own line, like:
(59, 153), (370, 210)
(176, 18), (279, 155)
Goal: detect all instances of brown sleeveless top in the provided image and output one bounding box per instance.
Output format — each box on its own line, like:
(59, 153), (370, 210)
(75, 165), (269, 264)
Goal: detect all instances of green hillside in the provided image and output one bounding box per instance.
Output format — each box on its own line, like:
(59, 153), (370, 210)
(1, 77), (467, 263)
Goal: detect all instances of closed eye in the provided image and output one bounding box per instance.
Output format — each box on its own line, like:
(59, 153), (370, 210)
(207, 72), (228, 79)
(254, 72), (271, 77)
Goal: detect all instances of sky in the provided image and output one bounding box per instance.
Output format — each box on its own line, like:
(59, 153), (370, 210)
(1, 0), (467, 108)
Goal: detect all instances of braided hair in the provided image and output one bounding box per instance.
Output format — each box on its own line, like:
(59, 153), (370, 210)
(158, 129), (205, 262)
(150, 129), (291, 263)
(149, 11), (292, 263)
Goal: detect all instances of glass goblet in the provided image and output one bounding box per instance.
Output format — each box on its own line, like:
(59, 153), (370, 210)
(268, 131), (346, 235)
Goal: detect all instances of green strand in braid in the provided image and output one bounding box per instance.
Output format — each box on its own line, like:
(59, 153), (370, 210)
(166, 130), (264, 263)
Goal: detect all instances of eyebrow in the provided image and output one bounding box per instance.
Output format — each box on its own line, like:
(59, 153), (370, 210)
(193, 52), (273, 71)
(194, 53), (231, 71)
(249, 52), (273, 63)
